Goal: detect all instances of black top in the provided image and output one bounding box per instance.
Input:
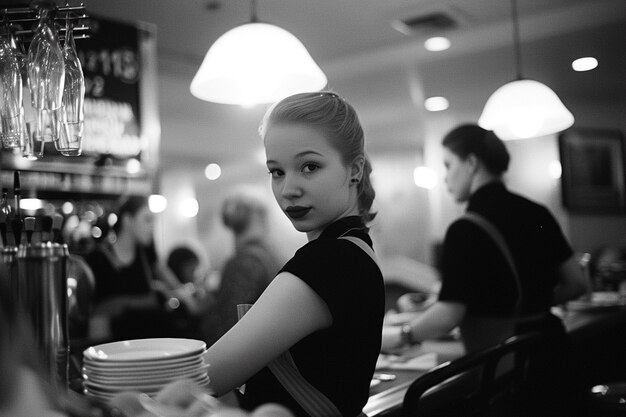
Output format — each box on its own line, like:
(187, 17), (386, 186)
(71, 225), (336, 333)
(240, 216), (385, 417)
(86, 243), (157, 303)
(85, 243), (173, 341)
(438, 182), (573, 316)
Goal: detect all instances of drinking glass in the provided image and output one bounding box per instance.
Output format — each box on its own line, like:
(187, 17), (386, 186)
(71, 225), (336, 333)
(0, 36), (23, 149)
(22, 121), (44, 160)
(27, 9), (65, 143)
(56, 21), (84, 156)
(8, 23), (34, 156)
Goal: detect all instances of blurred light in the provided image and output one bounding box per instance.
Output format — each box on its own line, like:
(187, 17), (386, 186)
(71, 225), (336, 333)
(61, 202), (74, 215)
(424, 96), (449, 112)
(204, 163), (222, 180)
(21, 198), (43, 211)
(67, 277), (77, 289)
(65, 215), (80, 230)
(43, 203), (56, 215)
(84, 210), (97, 222)
(167, 297), (181, 310)
(91, 226), (103, 239)
(107, 213), (118, 227)
(93, 204), (104, 217)
(413, 166), (438, 189)
(180, 198), (199, 218)
(13, 157), (33, 169)
(126, 158), (142, 174)
(548, 160), (562, 179)
(149, 194), (168, 213)
(424, 36), (450, 52)
(572, 57), (598, 72)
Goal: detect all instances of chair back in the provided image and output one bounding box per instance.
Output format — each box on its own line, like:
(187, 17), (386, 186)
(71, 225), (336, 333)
(402, 332), (540, 417)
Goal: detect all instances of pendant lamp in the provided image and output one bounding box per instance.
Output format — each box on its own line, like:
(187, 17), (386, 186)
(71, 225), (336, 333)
(190, 0), (327, 106)
(478, 0), (574, 140)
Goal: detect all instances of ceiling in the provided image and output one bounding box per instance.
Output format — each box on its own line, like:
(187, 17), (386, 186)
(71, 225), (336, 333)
(44, 0), (626, 168)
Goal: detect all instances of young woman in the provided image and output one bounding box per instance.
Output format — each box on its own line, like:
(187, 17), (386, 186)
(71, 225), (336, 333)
(156, 92), (384, 417)
(381, 123), (588, 416)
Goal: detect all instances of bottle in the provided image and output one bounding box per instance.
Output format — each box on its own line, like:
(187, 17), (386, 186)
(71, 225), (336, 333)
(0, 188), (13, 218)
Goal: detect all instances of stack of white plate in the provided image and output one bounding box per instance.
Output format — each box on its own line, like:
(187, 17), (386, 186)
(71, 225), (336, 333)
(82, 338), (209, 402)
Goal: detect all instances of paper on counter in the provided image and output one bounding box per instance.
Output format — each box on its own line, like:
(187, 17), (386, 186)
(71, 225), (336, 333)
(376, 352), (438, 371)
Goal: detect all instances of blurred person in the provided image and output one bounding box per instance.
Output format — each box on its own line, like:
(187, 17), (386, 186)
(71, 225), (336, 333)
(153, 91), (384, 417)
(85, 195), (189, 342)
(381, 123), (589, 416)
(201, 190), (281, 346)
(167, 245), (203, 285)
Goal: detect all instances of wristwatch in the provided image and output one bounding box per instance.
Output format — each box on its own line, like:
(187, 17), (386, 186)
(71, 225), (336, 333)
(401, 323), (418, 346)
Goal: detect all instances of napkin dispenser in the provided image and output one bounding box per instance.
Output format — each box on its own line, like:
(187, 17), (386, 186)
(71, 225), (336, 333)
(17, 242), (70, 390)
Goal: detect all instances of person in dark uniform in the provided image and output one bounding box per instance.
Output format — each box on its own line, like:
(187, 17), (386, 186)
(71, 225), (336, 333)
(382, 124), (588, 416)
(86, 195), (187, 342)
(154, 92), (385, 417)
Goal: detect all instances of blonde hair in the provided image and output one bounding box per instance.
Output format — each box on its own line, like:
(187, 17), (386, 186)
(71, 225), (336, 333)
(259, 91), (376, 223)
(221, 191), (268, 235)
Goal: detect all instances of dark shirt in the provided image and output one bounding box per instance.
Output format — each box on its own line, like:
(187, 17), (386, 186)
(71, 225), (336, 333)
(240, 216), (385, 417)
(87, 243), (157, 303)
(438, 182), (573, 316)
(85, 243), (170, 341)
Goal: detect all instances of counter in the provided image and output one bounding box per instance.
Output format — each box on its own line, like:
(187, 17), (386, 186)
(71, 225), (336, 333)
(364, 306), (626, 416)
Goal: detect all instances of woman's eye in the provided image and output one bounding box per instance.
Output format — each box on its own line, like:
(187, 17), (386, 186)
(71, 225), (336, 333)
(268, 169), (283, 178)
(302, 163), (319, 173)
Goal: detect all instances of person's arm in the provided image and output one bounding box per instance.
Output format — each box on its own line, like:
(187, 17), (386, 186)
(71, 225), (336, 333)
(156, 262), (184, 289)
(381, 301), (465, 351)
(553, 254), (590, 305)
(202, 271), (332, 396)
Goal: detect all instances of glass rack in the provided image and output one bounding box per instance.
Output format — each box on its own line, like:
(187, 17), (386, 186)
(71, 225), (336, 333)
(1, 1), (90, 44)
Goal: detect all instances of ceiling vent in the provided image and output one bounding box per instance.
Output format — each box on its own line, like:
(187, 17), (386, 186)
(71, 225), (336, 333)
(392, 12), (458, 36)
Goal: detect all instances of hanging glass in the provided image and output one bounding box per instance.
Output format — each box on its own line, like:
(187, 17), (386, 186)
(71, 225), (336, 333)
(0, 20), (24, 149)
(27, 7), (65, 144)
(56, 18), (84, 156)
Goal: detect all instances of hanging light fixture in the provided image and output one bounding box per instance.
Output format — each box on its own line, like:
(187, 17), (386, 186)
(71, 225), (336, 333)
(478, 0), (574, 140)
(190, 0), (327, 106)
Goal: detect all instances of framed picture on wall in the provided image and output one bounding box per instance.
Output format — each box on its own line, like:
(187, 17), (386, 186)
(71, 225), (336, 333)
(558, 128), (626, 214)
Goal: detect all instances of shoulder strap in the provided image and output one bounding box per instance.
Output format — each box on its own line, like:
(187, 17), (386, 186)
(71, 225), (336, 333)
(338, 235), (380, 269)
(460, 212), (522, 314)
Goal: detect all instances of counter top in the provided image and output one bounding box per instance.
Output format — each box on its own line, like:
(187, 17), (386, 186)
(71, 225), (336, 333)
(364, 306), (626, 416)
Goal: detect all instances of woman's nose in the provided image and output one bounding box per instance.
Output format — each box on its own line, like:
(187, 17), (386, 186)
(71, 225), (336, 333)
(280, 174), (302, 198)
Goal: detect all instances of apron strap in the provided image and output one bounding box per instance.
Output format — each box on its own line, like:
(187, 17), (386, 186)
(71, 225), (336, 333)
(237, 303), (343, 417)
(461, 212), (522, 314)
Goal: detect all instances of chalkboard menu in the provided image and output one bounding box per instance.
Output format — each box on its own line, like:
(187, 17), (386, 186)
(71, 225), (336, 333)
(79, 15), (143, 158)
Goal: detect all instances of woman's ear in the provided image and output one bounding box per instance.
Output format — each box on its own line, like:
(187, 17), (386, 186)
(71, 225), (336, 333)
(466, 153), (480, 174)
(350, 156), (365, 182)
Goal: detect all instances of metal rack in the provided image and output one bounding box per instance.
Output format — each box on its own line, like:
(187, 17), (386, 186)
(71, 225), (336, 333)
(1, 1), (90, 44)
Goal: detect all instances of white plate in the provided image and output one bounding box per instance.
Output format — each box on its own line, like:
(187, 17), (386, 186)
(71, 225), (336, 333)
(84, 364), (209, 384)
(83, 355), (204, 372)
(83, 338), (206, 362)
(84, 374), (209, 393)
